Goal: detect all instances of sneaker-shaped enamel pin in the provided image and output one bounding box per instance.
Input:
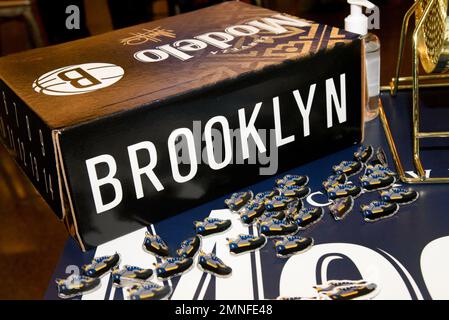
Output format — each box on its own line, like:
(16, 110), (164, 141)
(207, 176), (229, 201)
(197, 251), (232, 278)
(56, 274), (101, 299)
(176, 235), (202, 259)
(81, 253), (120, 278)
(380, 187), (419, 205)
(320, 282), (380, 300)
(327, 182), (362, 200)
(225, 191), (253, 211)
(127, 282), (172, 300)
(283, 199), (303, 221)
(111, 265), (153, 287)
(332, 160), (363, 177)
(314, 279), (368, 293)
(360, 173), (395, 192)
(277, 184), (311, 199)
(353, 145), (374, 163)
(194, 218), (232, 237)
(364, 164), (396, 177)
(256, 210), (286, 225)
(154, 256), (194, 280)
(290, 206), (324, 229)
(322, 173), (347, 190)
(329, 197), (354, 221)
(254, 190), (279, 202)
(143, 232), (170, 257)
(227, 234), (267, 255)
(264, 195), (295, 211)
(259, 218), (298, 238)
(361, 201), (400, 222)
(276, 295), (331, 300)
(370, 147), (388, 167)
(239, 200), (265, 225)
(275, 174), (309, 188)
(274, 235), (314, 258)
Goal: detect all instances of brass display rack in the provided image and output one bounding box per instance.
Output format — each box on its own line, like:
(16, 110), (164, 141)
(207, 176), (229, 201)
(380, 0), (449, 183)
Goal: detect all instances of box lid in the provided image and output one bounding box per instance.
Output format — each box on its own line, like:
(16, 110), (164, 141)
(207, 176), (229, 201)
(0, 1), (358, 129)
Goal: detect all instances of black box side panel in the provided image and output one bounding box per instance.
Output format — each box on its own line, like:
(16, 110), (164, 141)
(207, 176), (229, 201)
(0, 80), (62, 217)
(60, 40), (362, 249)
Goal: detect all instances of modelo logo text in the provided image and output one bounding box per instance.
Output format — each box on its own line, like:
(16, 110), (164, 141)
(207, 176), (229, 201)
(133, 14), (310, 63)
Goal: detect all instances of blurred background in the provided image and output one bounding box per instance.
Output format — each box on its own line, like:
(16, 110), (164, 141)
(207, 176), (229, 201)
(0, 0), (413, 299)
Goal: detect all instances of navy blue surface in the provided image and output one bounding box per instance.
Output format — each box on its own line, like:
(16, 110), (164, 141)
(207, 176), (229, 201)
(45, 91), (449, 300)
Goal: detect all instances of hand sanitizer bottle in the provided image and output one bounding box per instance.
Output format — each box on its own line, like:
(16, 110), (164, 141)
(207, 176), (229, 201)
(345, 0), (380, 122)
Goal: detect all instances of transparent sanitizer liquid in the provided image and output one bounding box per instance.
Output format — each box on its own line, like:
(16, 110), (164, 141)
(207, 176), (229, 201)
(365, 32), (381, 122)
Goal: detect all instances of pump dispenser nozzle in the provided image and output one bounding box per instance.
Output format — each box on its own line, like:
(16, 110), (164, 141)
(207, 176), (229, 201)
(345, 0), (375, 36)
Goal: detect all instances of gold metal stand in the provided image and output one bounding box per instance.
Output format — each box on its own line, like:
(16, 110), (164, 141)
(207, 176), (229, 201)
(380, 0), (449, 183)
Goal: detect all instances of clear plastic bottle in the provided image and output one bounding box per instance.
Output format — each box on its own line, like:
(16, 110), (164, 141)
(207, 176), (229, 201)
(344, 0), (381, 122)
(365, 32), (381, 121)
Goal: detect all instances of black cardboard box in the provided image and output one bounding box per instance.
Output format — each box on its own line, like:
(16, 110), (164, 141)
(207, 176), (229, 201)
(0, 1), (364, 250)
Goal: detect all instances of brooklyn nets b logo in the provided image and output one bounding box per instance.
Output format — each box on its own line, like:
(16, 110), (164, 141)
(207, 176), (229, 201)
(32, 63), (124, 96)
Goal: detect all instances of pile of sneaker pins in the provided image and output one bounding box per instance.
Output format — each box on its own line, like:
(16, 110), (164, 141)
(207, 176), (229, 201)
(327, 145), (418, 223)
(56, 144), (418, 300)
